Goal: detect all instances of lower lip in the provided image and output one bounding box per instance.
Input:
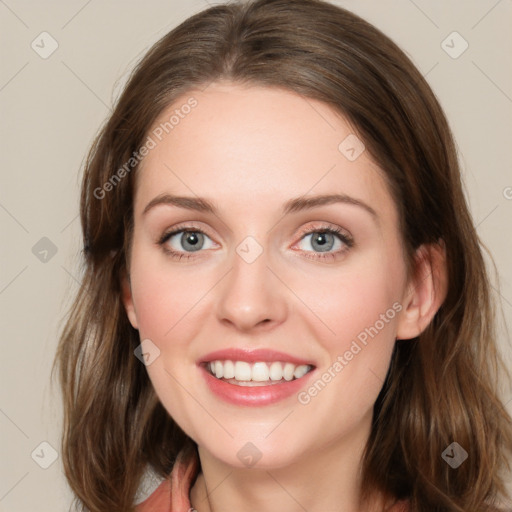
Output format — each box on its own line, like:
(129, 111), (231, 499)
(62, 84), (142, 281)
(200, 366), (315, 406)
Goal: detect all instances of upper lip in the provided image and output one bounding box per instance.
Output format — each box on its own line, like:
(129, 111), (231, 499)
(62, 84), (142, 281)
(198, 348), (315, 367)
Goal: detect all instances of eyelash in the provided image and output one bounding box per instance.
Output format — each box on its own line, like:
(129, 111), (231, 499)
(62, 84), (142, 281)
(157, 223), (354, 262)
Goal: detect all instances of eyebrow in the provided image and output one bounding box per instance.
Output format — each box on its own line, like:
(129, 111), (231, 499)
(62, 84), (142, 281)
(142, 193), (378, 220)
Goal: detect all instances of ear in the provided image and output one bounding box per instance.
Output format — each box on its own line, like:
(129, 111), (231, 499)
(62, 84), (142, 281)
(396, 240), (448, 340)
(120, 269), (139, 330)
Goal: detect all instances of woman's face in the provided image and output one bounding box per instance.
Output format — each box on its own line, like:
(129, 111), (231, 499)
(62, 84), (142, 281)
(123, 81), (413, 469)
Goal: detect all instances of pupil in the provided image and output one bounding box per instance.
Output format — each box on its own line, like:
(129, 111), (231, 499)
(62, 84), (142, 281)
(312, 232), (334, 252)
(316, 233), (327, 245)
(186, 233), (198, 245)
(182, 232), (203, 252)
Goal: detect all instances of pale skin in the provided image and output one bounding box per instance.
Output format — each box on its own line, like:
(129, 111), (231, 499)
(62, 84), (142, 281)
(122, 81), (447, 512)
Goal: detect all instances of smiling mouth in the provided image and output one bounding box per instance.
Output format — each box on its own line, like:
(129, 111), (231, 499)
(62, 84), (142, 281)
(204, 360), (315, 387)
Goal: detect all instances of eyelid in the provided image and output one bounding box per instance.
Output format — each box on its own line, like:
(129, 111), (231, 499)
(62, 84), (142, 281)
(158, 221), (351, 244)
(292, 222), (353, 246)
(158, 221), (217, 245)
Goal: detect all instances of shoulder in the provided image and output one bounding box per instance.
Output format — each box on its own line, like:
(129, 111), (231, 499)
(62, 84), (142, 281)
(136, 479), (171, 512)
(135, 444), (199, 512)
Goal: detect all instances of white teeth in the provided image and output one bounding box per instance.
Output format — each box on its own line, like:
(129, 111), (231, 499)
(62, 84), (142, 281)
(234, 361), (252, 381)
(207, 360), (312, 383)
(223, 360), (235, 379)
(269, 361), (283, 381)
(283, 363), (295, 381)
(214, 360), (224, 379)
(293, 364), (309, 379)
(252, 362), (270, 381)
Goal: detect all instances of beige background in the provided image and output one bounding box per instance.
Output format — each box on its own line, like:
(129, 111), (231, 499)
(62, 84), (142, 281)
(1, 0), (511, 510)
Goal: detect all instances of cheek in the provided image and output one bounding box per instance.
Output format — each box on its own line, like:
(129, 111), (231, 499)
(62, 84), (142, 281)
(294, 252), (404, 352)
(290, 247), (406, 411)
(129, 244), (203, 342)
(292, 265), (404, 422)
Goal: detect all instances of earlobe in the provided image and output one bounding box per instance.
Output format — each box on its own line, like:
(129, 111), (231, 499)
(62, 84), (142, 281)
(120, 270), (139, 329)
(396, 241), (447, 340)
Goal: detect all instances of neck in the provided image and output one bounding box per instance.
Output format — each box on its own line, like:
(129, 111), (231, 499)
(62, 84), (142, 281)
(190, 411), (392, 512)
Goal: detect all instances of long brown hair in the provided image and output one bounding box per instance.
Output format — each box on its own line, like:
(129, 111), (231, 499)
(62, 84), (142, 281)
(53, 0), (512, 510)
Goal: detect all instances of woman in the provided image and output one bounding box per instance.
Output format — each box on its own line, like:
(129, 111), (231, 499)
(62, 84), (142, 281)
(54, 0), (512, 510)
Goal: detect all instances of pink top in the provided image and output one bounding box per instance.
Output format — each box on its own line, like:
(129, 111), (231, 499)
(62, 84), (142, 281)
(136, 447), (410, 512)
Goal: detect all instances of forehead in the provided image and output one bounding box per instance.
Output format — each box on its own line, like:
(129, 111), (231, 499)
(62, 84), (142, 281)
(134, 81), (396, 223)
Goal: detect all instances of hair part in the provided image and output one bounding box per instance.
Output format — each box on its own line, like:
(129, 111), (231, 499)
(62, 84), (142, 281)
(53, 0), (512, 510)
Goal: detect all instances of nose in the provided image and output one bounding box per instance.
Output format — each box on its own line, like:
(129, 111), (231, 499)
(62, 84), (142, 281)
(215, 242), (288, 333)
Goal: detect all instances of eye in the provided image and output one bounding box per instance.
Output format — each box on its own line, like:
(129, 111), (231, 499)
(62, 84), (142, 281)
(157, 223), (353, 262)
(293, 225), (354, 261)
(159, 227), (216, 259)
